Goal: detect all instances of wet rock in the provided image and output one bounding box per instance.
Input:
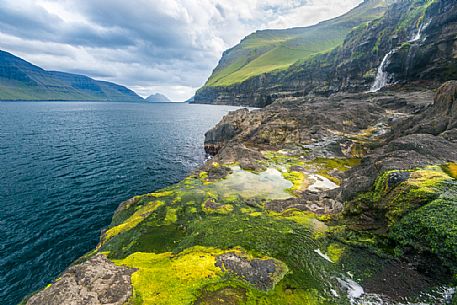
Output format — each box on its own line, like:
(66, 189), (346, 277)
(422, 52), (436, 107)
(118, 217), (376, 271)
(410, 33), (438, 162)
(204, 108), (251, 155)
(341, 133), (457, 201)
(387, 171), (411, 188)
(266, 191), (343, 215)
(215, 252), (285, 290)
(216, 144), (265, 171)
(26, 254), (135, 305)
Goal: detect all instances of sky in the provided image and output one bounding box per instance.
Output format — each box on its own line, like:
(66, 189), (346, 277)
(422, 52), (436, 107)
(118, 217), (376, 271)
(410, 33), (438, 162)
(0, 0), (362, 101)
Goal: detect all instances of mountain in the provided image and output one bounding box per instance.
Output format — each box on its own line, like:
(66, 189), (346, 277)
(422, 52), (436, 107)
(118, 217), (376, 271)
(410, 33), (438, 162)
(146, 93), (172, 103)
(195, 0), (388, 101)
(194, 0), (455, 107)
(0, 50), (143, 102)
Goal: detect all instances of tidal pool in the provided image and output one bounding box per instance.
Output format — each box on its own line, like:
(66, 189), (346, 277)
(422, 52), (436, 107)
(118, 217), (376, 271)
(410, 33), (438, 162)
(212, 166), (293, 200)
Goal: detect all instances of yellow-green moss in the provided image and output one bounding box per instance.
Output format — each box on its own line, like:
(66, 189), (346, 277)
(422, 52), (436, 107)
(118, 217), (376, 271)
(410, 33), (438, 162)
(199, 171), (209, 180)
(164, 208), (177, 223)
(145, 190), (175, 198)
(104, 201), (165, 241)
(202, 201), (234, 215)
(249, 211), (263, 217)
(282, 171), (308, 193)
(261, 151), (305, 169)
(443, 162), (457, 179)
(112, 247), (226, 305)
(326, 243), (345, 263)
(268, 209), (327, 237)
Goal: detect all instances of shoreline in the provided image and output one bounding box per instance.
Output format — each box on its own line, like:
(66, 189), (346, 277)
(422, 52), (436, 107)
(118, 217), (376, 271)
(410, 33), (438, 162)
(22, 84), (457, 305)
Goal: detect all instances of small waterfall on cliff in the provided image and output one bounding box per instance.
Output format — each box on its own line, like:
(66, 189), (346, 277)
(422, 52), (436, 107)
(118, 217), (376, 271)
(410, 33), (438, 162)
(369, 48), (397, 92)
(409, 20), (431, 43)
(370, 17), (431, 93)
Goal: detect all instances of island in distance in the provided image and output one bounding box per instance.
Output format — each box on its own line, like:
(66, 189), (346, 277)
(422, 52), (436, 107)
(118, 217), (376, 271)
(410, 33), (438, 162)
(146, 93), (172, 103)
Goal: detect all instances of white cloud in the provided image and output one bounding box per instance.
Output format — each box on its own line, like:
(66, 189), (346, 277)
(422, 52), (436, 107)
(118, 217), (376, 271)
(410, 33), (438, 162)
(0, 0), (362, 101)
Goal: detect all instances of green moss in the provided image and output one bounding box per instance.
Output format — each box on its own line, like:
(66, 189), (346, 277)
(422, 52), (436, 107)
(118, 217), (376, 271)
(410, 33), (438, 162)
(390, 196), (457, 273)
(104, 200), (165, 241)
(164, 208), (178, 223)
(112, 247), (226, 305)
(305, 158), (360, 185)
(199, 171), (209, 180)
(282, 171), (308, 193)
(443, 162), (457, 179)
(103, 223), (186, 259)
(326, 243), (345, 263)
(261, 151), (305, 169)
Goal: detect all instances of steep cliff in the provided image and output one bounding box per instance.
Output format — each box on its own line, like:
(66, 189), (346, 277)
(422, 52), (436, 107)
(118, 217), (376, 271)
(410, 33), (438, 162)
(194, 0), (457, 107)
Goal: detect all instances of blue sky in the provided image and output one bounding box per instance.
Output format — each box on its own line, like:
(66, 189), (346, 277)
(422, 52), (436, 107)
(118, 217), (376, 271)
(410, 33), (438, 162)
(0, 0), (362, 101)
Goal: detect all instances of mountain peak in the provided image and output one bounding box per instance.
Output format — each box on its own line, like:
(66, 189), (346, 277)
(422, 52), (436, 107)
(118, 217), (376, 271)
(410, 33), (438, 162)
(146, 93), (171, 103)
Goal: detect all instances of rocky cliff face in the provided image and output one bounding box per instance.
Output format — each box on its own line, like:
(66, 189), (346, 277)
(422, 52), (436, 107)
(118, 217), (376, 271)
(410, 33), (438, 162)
(194, 0), (457, 107)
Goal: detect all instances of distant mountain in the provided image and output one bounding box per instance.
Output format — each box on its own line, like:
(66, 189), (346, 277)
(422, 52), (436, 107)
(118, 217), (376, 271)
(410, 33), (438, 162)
(0, 50), (143, 102)
(146, 93), (171, 103)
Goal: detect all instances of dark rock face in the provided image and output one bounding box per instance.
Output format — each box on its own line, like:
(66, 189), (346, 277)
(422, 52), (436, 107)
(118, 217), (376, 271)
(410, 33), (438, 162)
(25, 254), (135, 305)
(393, 81), (457, 137)
(204, 90), (433, 157)
(341, 81), (457, 201)
(215, 252), (284, 290)
(194, 1), (457, 107)
(341, 133), (457, 201)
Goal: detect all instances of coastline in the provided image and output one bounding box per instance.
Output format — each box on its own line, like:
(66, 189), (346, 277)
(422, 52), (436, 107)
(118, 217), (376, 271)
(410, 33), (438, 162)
(22, 84), (457, 305)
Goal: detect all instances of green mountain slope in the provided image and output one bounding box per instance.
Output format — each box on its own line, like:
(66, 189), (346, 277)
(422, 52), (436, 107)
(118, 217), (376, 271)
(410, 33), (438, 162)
(0, 50), (143, 101)
(204, 0), (388, 87)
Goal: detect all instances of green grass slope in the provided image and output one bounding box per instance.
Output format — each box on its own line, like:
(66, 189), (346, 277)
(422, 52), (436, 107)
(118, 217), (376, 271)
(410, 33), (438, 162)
(0, 50), (143, 102)
(204, 0), (388, 87)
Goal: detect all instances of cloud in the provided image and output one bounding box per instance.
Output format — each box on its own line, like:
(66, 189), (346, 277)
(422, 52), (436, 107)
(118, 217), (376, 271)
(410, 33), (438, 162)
(0, 0), (362, 101)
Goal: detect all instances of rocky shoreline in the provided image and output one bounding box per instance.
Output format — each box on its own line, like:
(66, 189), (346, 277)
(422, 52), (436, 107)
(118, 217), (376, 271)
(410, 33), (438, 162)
(20, 0), (457, 303)
(22, 82), (457, 305)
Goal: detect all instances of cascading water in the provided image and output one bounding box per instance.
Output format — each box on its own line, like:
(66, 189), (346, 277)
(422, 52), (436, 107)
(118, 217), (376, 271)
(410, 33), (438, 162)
(409, 20), (431, 43)
(370, 18), (431, 93)
(369, 48), (398, 92)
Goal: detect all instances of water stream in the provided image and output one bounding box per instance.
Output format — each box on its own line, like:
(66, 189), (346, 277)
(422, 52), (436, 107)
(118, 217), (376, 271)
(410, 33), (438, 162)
(370, 18), (430, 92)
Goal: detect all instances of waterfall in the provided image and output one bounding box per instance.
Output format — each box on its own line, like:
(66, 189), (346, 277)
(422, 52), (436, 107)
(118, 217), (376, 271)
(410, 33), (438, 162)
(409, 20), (431, 42)
(370, 18), (431, 93)
(369, 48), (397, 92)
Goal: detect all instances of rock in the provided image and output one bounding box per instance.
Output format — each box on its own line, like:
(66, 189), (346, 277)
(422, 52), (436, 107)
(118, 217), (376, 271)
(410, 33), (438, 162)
(341, 133), (457, 201)
(393, 81), (457, 137)
(26, 254), (135, 305)
(204, 108), (251, 155)
(387, 171), (411, 188)
(215, 252), (285, 290)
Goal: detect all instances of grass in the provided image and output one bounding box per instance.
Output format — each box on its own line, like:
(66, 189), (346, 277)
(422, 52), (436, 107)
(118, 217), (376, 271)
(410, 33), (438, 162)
(203, 0), (388, 87)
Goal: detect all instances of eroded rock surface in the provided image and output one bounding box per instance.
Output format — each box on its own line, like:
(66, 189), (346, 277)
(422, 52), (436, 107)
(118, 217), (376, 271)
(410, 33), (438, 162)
(26, 254), (135, 305)
(215, 252), (285, 290)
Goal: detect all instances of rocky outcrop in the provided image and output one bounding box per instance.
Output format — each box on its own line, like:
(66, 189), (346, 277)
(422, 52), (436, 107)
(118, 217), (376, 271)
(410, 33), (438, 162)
(204, 89), (433, 157)
(342, 81), (457, 200)
(25, 254), (135, 305)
